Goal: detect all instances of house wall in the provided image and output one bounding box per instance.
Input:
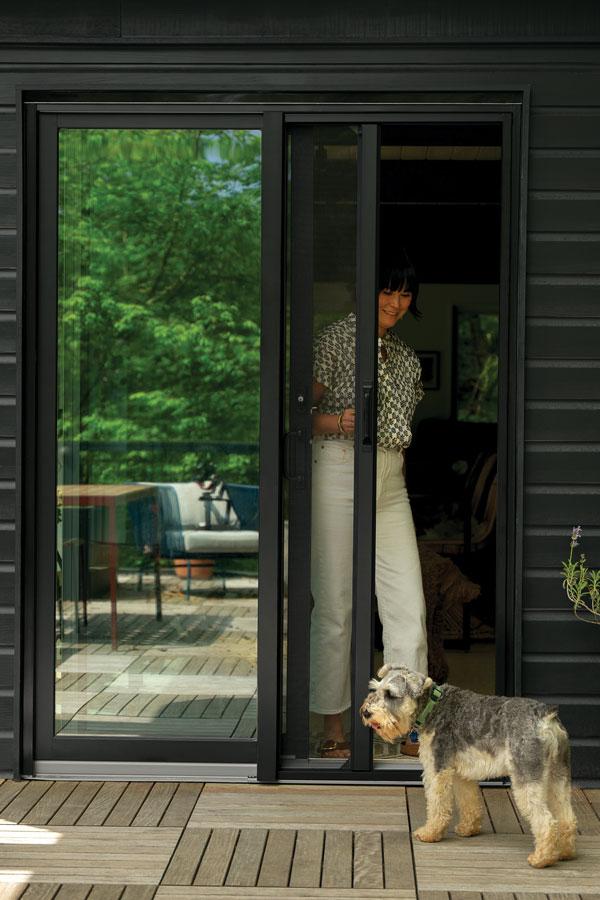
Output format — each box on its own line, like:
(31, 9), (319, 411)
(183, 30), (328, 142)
(0, 2), (599, 779)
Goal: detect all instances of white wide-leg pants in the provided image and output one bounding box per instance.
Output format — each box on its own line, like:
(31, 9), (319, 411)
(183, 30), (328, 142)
(309, 439), (428, 715)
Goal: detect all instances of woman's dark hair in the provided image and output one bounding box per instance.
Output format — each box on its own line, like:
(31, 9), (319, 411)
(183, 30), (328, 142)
(378, 250), (422, 319)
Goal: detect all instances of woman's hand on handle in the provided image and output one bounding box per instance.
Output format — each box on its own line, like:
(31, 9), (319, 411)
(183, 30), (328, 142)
(340, 407), (355, 435)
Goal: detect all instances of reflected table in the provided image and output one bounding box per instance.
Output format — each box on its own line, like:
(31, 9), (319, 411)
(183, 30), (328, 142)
(57, 483), (158, 649)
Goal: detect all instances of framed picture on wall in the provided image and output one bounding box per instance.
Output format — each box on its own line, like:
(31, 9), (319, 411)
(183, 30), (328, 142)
(452, 307), (499, 422)
(415, 350), (440, 390)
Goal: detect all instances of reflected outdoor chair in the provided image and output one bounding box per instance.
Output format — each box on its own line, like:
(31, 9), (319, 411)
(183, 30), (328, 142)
(134, 481), (259, 597)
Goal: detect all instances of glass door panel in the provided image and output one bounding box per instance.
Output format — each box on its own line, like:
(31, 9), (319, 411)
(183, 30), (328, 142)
(282, 124), (377, 771)
(55, 127), (261, 742)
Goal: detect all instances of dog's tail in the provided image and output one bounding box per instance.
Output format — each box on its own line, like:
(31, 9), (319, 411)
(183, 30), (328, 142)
(539, 709), (571, 774)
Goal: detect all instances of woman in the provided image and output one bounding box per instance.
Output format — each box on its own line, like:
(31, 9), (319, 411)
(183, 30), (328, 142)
(310, 252), (428, 759)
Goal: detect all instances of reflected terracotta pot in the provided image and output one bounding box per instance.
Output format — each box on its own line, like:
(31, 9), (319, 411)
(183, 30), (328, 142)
(173, 558), (215, 580)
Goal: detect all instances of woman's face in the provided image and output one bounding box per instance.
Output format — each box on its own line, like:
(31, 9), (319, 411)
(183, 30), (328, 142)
(378, 285), (412, 331)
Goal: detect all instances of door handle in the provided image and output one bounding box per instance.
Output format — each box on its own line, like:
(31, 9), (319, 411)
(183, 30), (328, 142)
(283, 429), (304, 481)
(361, 384), (374, 447)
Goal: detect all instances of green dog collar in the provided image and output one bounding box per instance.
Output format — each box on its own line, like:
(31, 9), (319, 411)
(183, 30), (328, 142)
(414, 683), (444, 728)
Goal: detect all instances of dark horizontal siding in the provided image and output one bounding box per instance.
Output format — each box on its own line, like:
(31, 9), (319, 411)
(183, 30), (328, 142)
(0, 526), (14, 562)
(523, 612), (600, 653)
(0, 4), (120, 39)
(525, 445), (600, 483)
(529, 153), (600, 191)
(571, 744), (600, 780)
(524, 486), (600, 526)
(530, 110), (600, 150)
(525, 403), (600, 441)
(0, 569), (15, 608)
(0, 446), (15, 480)
(522, 655), (600, 695)
(0, 152), (15, 189)
(524, 531), (600, 569)
(0, 195), (16, 229)
(524, 569), (575, 611)
(528, 234), (600, 275)
(527, 277), (600, 318)
(526, 319), (600, 359)
(528, 194), (600, 233)
(0, 233), (16, 269)
(0, 402), (16, 438)
(0, 275), (16, 312)
(0, 360), (16, 396)
(526, 362), (600, 399)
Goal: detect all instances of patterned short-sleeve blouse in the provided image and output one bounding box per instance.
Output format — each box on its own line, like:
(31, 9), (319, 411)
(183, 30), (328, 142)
(313, 312), (424, 450)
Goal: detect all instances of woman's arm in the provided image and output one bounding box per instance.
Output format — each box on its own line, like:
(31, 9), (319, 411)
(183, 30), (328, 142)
(312, 381), (355, 436)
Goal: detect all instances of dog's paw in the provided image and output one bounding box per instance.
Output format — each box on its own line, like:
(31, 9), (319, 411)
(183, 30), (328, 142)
(413, 826), (444, 843)
(455, 821), (481, 837)
(527, 851), (559, 869)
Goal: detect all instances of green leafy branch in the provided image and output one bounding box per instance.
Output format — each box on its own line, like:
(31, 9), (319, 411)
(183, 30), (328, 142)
(562, 526), (600, 625)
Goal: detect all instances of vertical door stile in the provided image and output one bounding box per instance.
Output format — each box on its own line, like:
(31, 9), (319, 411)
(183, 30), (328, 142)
(351, 123), (380, 772)
(257, 111), (286, 783)
(284, 127), (315, 759)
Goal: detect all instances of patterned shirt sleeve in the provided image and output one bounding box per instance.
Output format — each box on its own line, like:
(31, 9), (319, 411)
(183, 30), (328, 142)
(414, 355), (425, 404)
(313, 326), (337, 388)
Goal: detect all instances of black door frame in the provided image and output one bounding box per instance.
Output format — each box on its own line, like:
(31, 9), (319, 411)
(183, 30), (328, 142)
(16, 94), (526, 780)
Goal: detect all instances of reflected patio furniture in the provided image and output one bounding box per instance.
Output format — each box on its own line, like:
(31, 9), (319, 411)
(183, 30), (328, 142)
(57, 483), (160, 650)
(134, 481), (259, 598)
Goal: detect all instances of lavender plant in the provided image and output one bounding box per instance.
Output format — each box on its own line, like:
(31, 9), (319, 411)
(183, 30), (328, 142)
(562, 526), (600, 624)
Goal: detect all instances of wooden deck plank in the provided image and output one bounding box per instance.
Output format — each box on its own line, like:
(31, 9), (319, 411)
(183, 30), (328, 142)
(120, 887), (156, 900)
(160, 783), (204, 828)
(189, 784), (408, 830)
(225, 828), (268, 887)
(256, 829), (295, 888)
(288, 830), (324, 888)
(193, 827), (239, 886)
(49, 783), (104, 827)
(0, 886), (28, 900)
(413, 833), (600, 893)
(0, 824), (180, 885)
(157, 889), (411, 898)
(86, 887), (125, 900)
(20, 885), (60, 900)
(53, 888), (92, 900)
(353, 830), (383, 890)
(419, 893), (449, 900)
(0, 781), (54, 823)
(0, 780), (28, 814)
(585, 788), (600, 819)
(383, 830), (416, 892)
(162, 828), (211, 886)
(482, 788), (523, 834)
(132, 783), (178, 827)
(22, 782), (79, 826)
(104, 783), (153, 826)
(572, 788), (600, 834)
(76, 782), (128, 826)
(321, 829), (352, 889)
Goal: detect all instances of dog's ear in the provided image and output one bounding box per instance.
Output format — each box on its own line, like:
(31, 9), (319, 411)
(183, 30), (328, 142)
(376, 663), (392, 678)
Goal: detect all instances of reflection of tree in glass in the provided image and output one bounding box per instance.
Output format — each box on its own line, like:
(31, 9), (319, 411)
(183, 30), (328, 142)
(456, 312), (499, 422)
(58, 129), (262, 485)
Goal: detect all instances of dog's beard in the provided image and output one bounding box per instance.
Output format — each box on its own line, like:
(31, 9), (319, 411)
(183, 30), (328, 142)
(364, 712), (405, 743)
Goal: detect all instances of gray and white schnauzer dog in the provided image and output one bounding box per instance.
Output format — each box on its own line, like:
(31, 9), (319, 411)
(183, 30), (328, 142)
(361, 664), (576, 869)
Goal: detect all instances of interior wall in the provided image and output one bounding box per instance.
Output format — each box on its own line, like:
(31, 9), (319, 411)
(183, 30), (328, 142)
(398, 283), (500, 428)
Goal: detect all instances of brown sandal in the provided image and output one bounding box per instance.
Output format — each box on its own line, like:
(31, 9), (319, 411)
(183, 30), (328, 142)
(319, 739), (351, 759)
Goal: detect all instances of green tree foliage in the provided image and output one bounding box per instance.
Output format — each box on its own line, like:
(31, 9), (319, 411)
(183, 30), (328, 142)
(58, 129), (262, 484)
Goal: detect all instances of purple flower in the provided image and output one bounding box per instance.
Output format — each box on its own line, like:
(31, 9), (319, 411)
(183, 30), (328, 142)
(571, 525), (583, 545)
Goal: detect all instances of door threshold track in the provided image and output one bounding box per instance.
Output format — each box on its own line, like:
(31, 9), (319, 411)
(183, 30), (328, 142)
(33, 760), (258, 781)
